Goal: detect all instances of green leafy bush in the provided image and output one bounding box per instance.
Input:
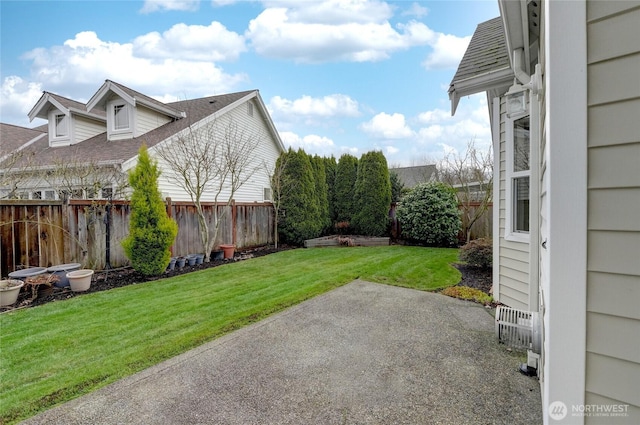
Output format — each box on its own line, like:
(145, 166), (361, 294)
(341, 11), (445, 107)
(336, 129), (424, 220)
(396, 182), (461, 247)
(459, 238), (492, 269)
(352, 151), (392, 236)
(122, 145), (178, 275)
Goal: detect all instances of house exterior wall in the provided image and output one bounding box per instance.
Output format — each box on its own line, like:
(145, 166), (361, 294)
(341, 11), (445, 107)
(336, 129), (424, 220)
(73, 115), (106, 144)
(135, 104), (172, 137)
(585, 0), (640, 419)
(151, 97), (281, 203)
(496, 96), (531, 311)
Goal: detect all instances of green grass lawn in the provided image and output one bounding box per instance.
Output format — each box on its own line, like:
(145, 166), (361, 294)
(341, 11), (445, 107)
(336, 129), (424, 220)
(0, 246), (459, 423)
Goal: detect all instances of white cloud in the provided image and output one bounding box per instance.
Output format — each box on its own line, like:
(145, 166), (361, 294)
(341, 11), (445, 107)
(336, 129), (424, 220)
(417, 108), (452, 125)
(17, 31), (247, 101)
(385, 145), (399, 155)
(402, 2), (428, 18)
(269, 94), (360, 118)
(133, 21), (246, 62)
(280, 131), (336, 156)
(414, 93), (491, 158)
(360, 112), (414, 139)
(422, 33), (471, 70)
(0, 77), (44, 126)
(140, 0), (200, 14)
(246, 6), (434, 63)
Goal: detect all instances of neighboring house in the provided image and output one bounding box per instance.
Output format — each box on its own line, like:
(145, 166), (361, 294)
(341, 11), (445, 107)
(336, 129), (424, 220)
(389, 165), (437, 189)
(450, 1), (639, 424)
(1, 80), (284, 202)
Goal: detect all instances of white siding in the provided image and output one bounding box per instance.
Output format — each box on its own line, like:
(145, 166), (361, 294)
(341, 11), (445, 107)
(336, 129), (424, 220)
(586, 0), (640, 420)
(135, 105), (172, 137)
(497, 97), (531, 310)
(73, 115), (106, 144)
(153, 97), (281, 204)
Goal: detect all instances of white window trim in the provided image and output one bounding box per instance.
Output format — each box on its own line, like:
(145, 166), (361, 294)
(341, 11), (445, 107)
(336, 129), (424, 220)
(505, 106), (531, 243)
(107, 100), (134, 138)
(48, 110), (71, 145)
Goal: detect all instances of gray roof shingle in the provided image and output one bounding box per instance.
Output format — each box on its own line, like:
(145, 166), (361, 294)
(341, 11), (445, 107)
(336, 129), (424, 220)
(10, 90), (256, 168)
(450, 17), (510, 85)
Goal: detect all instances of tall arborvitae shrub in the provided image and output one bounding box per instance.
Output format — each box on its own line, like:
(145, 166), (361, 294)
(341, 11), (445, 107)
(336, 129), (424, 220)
(396, 182), (461, 247)
(278, 149), (321, 245)
(352, 151), (392, 236)
(122, 144), (178, 275)
(311, 155), (331, 234)
(323, 156), (337, 225)
(334, 154), (359, 227)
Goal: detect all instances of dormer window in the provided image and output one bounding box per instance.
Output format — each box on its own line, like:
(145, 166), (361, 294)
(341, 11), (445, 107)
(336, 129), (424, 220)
(54, 113), (68, 137)
(113, 104), (130, 130)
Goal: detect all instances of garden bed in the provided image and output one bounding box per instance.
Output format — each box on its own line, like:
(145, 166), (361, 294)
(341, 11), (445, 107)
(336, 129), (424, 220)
(304, 235), (390, 248)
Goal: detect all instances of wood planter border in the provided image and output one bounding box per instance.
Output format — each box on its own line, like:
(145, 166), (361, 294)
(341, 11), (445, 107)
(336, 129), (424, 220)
(303, 236), (390, 248)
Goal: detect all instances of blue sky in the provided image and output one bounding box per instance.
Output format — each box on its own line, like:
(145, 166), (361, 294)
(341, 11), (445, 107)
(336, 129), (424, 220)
(0, 0), (499, 165)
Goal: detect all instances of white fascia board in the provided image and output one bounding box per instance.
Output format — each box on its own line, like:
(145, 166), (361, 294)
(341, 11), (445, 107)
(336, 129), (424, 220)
(68, 107), (107, 123)
(252, 91), (285, 152)
(28, 93), (68, 121)
(87, 81), (135, 112)
(449, 67), (514, 115)
(499, 0), (525, 59)
(134, 97), (185, 119)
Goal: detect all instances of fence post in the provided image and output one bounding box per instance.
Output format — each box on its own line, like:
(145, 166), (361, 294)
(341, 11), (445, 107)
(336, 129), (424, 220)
(165, 197), (174, 256)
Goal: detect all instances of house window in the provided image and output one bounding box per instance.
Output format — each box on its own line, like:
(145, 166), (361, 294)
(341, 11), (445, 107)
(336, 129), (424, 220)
(44, 190), (55, 200)
(32, 191), (42, 200)
(114, 104), (129, 130)
(508, 115), (531, 235)
(55, 114), (68, 137)
(263, 187), (272, 201)
(247, 102), (254, 117)
(102, 187), (113, 199)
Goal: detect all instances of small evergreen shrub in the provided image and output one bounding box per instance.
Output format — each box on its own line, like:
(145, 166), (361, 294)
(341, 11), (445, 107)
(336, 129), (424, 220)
(352, 151), (391, 236)
(459, 238), (493, 269)
(122, 144), (178, 275)
(396, 182), (461, 247)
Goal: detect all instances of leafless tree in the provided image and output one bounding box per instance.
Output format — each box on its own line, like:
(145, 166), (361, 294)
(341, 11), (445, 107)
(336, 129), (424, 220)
(154, 118), (262, 261)
(39, 155), (128, 200)
(438, 138), (493, 243)
(0, 148), (38, 199)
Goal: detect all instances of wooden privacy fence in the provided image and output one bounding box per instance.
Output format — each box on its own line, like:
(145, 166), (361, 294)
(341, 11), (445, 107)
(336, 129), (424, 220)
(0, 199), (274, 276)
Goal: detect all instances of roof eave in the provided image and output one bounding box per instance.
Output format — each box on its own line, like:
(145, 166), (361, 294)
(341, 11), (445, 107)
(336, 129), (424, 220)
(28, 93), (67, 122)
(448, 67), (514, 115)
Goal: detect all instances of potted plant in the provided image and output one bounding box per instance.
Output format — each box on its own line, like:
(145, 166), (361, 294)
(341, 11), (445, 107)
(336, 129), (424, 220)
(211, 249), (224, 261)
(0, 279), (24, 306)
(66, 269), (94, 292)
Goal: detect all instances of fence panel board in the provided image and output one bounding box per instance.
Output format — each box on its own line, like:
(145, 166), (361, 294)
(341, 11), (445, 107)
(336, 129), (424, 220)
(1, 200), (274, 275)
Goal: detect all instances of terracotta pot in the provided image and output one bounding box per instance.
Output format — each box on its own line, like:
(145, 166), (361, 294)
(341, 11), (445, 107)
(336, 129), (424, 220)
(220, 244), (235, 259)
(0, 279), (24, 306)
(67, 269), (94, 292)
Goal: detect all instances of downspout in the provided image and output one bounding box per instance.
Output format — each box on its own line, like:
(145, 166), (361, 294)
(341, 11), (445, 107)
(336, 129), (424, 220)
(512, 48), (531, 85)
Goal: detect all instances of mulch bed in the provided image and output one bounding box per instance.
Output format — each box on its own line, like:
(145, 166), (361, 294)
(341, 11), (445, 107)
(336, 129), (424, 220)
(2, 246), (492, 313)
(452, 263), (493, 295)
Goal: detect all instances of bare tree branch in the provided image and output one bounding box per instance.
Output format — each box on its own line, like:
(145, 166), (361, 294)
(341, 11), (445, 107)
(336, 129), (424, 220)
(438, 138), (493, 243)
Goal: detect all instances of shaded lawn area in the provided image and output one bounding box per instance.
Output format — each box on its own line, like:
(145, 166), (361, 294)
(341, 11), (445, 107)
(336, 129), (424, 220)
(0, 246), (459, 424)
